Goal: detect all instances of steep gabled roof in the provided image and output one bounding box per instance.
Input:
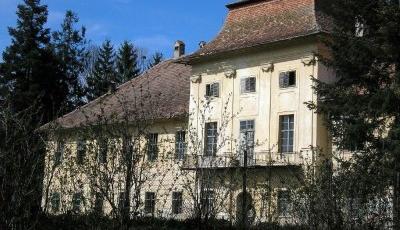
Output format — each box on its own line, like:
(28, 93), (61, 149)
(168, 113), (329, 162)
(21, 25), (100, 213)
(41, 60), (191, 130)
(182, 0), (332, 63)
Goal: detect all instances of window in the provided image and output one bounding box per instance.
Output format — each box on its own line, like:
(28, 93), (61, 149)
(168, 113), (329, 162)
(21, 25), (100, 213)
(145, 192), (156, 214)
(240, 77), (256, 94)
(201, 190), (215, 214)
(118, 192), (125, 213)
(240, 120), (255, 158)
(51, 192), (61, 212)
(94, 192), (103, 214)
(172, 192), (183, 214)
(122, 136), (133, 163)
(72, 192), (83, 213)
(54, 141), (64, 166)
(205, 122), (218, 157)
(205, 82), (219, 97)
(175, 131), (186, 160)
(277, 190), (291, 217)
(77, 140), (86, 165)
(98, 139), (108, 164)
(279, 71), (296, 88)
(279, 115), (294, 153)
(147, 133), (158, 161)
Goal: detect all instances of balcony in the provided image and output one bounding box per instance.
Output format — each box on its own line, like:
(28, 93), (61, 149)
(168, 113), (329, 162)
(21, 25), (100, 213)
(181, 151), (311, 170)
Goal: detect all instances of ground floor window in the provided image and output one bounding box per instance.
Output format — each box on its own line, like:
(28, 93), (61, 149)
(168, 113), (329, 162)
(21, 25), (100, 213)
(51, 192), (61, 212)
(277, 190), (291, 217)
(145, 192), (156, 214)
(172, 192), (183, 214)
(201, 190), (215, 215)
(72, 192), (83, 213)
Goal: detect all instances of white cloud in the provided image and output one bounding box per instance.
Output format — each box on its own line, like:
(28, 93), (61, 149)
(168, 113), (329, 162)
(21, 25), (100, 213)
(134, 35), (172, 51)
(87, 23), (108, 37)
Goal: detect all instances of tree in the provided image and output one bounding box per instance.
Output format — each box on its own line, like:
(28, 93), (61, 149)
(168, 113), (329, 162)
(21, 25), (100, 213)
(116, 41), (140, 84)
(52, 10), (87, 110)
(309, 0), (400, 228)
(86, 40), (117, 101)
(1, 0), (68, 124)
(147, 52), (164, 69)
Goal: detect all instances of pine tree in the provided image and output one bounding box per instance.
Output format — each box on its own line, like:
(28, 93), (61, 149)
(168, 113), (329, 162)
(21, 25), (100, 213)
(86, 39), (117, 101)
(52, 10), (87, 110)
(116, 41), (140, 84)
(1, 0), (67, 123)
(309, 0), (400, 227)
(0, 0), (64, 228)
(147, 52), (164, 69)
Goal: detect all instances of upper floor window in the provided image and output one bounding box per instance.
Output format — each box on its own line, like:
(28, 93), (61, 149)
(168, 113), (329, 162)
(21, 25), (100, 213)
(172, 192), (183, 214)
(175, 131), (186, 160)
(205, 82), (219, 98)
(76, 140), (86, 165)
(240, 77), (256, 94)
(279, 71), (296, 88)
(147, 133), (158, 161)
(279, 115), (294, 153)
(201, 190), (215, 215)
(98, 139), (108, 164)
(240, 120), (255, 158)
(122, 135), (134, 163)
(277, 190), (291, 217)
(54, 141), (65, 166)
(205, 122), (218, 157)
(145, 192), (156, 215)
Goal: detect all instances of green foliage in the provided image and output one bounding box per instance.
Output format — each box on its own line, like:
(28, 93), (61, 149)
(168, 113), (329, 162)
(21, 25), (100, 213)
(309, 0), (400, 227)
(1, 0), (68, 123)
(147, 52), (164, 69)
(117, 41), (141, 84)
(52, 10), (87, 110)
(86, 39), (117, 101)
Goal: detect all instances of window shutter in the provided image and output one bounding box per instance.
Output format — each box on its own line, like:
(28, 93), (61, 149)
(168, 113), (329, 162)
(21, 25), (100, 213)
(206, 84), (210, 96)
(214, 83), (219, 97)
(240, 79), (246, 93)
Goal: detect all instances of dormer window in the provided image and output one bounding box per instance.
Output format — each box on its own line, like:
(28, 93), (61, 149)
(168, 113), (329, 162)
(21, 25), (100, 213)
(205, 83), (219, 98)
(279, 71), (296, 88)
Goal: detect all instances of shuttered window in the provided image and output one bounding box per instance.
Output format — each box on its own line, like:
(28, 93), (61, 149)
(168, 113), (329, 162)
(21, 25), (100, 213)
(205, 83), (219, 97)
(279, 71), (296, 88)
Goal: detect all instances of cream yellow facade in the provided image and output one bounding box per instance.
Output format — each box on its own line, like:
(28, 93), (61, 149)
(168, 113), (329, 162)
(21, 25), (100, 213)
(184, 38), (335, 224)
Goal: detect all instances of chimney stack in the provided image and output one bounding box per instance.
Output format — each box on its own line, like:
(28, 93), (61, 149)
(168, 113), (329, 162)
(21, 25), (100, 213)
(174, 40), (185, 59)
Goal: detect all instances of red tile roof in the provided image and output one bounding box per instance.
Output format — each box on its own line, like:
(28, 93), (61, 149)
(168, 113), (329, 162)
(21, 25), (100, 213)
(182, 0), (332, 63)
(41, 60), (191, 130)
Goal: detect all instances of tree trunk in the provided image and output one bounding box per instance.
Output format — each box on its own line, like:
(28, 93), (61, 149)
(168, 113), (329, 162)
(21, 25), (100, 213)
(393, 162), (400, 229)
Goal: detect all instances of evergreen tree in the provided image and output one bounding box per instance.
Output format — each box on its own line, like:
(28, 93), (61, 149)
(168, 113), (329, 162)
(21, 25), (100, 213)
(1, 0), (67, 123)
(116, 41), (140, 84)
(147, 52), (164, 69)
(86, 39), (117, 101)
(309, 0), (400, 227)
(52, 10), (87, 110)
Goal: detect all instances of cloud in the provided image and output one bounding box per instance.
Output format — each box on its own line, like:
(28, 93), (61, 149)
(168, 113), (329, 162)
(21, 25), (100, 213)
(87, 23), (108, 37)
(134, 35), (172, 52)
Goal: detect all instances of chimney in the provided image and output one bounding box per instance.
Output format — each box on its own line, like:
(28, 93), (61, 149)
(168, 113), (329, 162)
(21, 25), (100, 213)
(174, 40), (185, 59)
(199, 41), (207, 48)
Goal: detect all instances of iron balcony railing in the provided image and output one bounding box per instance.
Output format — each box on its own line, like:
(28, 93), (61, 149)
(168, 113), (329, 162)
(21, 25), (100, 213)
(182, 150), (312, 170)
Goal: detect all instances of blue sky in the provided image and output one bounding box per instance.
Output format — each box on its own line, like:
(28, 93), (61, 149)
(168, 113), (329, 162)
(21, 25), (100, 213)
(0, 0), (232, 59)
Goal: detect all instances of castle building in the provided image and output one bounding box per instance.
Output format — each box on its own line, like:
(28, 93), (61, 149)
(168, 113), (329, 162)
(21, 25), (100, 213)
(41, 0), (334, 225)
